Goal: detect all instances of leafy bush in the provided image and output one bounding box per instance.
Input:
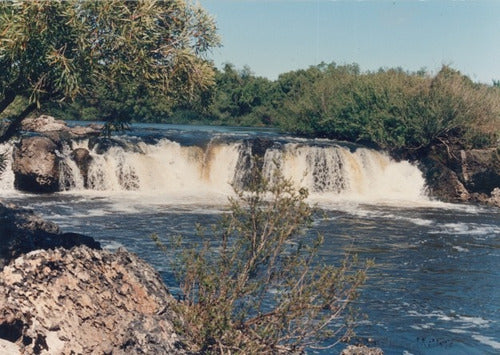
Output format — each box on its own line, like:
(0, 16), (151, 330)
(277, 65), (500, 155)
(154, 169), (369, 353)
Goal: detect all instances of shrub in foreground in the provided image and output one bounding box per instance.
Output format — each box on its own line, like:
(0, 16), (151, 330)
(154, 171), (370, 353)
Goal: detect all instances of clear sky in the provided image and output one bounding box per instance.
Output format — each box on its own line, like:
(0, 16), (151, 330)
(200, 0), (500, 84)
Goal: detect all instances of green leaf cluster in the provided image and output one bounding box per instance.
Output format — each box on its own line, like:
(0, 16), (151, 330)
(0, 0), (219, 141)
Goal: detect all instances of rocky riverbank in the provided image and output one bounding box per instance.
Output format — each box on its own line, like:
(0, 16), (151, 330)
(0, 201), (383, 354)
(0, 247), (187, 354)
(420, 144), (500, 207)
(0, 201), (189, 354)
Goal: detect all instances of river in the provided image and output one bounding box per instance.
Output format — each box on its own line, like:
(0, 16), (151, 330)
(1, 123), (499, 354)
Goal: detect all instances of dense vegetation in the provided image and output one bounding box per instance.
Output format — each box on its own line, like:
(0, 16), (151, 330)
(0, 0), (219, 143)
(36, 62), (500, 157)
(153, 169), (369, 353)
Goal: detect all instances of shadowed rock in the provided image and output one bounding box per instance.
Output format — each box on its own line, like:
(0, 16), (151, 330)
(0, 201), (100, 269)
(70, 147), (92, 187)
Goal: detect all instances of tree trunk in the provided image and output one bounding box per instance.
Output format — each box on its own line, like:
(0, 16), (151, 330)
(0, 103), (36, 144)
(0, 89), (16, 115)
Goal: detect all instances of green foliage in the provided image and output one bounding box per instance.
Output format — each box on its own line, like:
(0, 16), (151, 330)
(205, 64), (277, 126)
(276, 64), (500, 154)
(155, 169), (369, 353)
(0, 0), (219, 140)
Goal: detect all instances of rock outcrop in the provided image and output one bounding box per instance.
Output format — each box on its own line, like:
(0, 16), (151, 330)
(421, 145), (500, 207)
(21, 115), (68, 133)
(0, 246), (187, 354)
(70, 147), (92, 187)
(0, 201), (100, 269)
(341, 345), (384, 355)
(11, 115), (103, 192)
(12, 136), (60, 193)
(21, 115), (102, 139)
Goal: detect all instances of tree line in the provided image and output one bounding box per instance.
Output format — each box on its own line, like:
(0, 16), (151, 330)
(35, 61), (500, 158)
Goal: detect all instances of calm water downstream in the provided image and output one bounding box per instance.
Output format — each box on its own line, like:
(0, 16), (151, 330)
(1, 124), (499, 354)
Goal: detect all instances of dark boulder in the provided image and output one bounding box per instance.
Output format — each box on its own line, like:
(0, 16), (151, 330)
(88, 136), (142, 155)
(458, 149), (500, 194)
(12, 137), (60, 193)
(70, 147), (92, 187)
(0, 201), (100, 269)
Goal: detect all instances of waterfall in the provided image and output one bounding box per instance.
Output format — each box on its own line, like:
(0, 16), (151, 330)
(0, 143), (15, 192)
(85, 139), (241, 195)
(0, 136), (428, 203)
(262, 144), (427, 202)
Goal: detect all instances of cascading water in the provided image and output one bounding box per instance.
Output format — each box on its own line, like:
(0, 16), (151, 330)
(0, 136), (427, 203)
(263, 143), (427, 202)
(0, 143), (15, 192)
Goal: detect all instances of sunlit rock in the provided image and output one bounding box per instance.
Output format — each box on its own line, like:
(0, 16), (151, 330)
(0, 246), (187, 354)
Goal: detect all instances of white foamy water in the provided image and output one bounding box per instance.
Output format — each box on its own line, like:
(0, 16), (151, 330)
(263, 143), (428, 204)
(1, 137), (429, 206)
(0, 143), (15, 193)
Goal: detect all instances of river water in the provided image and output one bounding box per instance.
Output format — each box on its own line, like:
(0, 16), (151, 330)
(1, 124), (499, 354)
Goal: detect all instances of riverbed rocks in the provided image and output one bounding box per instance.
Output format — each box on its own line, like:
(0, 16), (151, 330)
(341, 345), (384, 355)
(12, 136), (60, 193)
(0, 246), (188, 354)
(0, 201), (100, 269)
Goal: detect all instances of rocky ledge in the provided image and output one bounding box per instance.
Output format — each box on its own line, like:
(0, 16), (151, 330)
(0, 200), (188, 353)
(12, 115), (102, 193)
(0, 201), (100, 268)
(421, 146), (500, 207)
(0, 246), (187, 354)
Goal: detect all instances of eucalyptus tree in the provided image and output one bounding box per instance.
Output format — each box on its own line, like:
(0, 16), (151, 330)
(0, 0), (219, 142)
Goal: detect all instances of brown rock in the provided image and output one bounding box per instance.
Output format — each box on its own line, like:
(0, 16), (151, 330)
(69, 125), (102, 137)
(487, 187), (500, 208)
(70, 148), (92, 187)
(21, 115), (68, 133)
(0, 247), (188, 354)
(341, 345), (384, 355)
(422, 157), (470, 203)
(12, 137), (59, 193)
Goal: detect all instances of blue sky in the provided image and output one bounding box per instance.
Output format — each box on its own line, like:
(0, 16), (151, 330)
(200, 0), (500, 84)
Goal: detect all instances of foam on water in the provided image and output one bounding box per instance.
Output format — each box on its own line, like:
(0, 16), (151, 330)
(472, 335), (500, 350)
(430, 222), (500, 236)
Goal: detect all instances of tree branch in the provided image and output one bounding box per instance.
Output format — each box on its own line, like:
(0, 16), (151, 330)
(0, 89), (16, 115)
(0, 103), (37, 144)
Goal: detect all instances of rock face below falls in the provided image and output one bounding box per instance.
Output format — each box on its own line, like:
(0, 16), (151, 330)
(12, 136), (60, 193)
(422, 146), (500, 207)
(0, 246), (188, 354)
